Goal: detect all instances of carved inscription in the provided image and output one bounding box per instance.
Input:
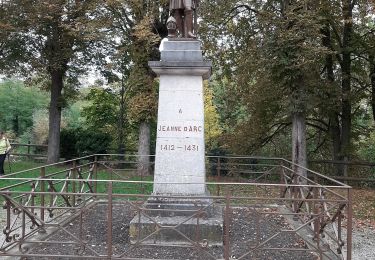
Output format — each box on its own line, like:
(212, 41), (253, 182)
(158, 125), (203, 133)
(158, 124), (202, 153)
(160, 144), (199, 152)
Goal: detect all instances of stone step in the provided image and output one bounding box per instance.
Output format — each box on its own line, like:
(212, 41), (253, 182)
(129, 210), (223, 247)
(143, 197), (218, 217)
(161, 39), (201, 50)
(142, 203), (219, 218)
(146, 197), (212, 205)
(161, 50), (203, 62)
(130, 197), (223, 246)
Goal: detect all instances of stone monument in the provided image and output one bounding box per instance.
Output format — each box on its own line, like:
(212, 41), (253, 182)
(129, 2), (223, 246)
(151, 39), (210, 195)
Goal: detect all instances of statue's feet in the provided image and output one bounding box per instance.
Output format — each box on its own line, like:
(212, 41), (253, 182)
(187, 31), (197, 39)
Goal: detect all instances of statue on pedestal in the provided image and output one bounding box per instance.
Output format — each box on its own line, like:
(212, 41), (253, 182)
(169, 0), (197, 38)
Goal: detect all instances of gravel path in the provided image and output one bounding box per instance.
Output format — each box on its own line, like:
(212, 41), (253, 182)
(352, 226), (375, 260)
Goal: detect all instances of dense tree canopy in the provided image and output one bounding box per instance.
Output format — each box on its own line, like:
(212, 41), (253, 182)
(200, 0), (375, 172)
(0, 0), (110, 163)
(1, 0), (375, 171)
(98, 0), (169, 175)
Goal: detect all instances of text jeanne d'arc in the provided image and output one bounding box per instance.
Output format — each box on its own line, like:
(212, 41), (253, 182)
(158, 125), (203, 133)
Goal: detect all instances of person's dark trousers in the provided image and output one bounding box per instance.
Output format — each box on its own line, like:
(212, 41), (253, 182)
(0, 153), (6, 175)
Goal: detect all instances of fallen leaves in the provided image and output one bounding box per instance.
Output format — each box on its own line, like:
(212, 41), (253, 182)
(352, 189), (375, 229)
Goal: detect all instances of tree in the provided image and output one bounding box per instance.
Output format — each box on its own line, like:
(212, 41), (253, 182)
(0, 1), (28, 74)
(200, 0), (375, 173)
(101, 0), (169, 175)
(3, 0), (107, 163)
(200, 0), (326, 173)
(314, 0), (373, 174)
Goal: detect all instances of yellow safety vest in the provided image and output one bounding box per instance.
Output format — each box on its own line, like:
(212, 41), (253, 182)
(0, 137), (11, 155)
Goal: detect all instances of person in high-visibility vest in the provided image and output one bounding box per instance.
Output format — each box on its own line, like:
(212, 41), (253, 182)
(0, 131), (11, 176)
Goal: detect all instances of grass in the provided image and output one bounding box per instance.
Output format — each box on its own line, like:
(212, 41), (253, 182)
(1, 161), (47, 191)
(1, 161), (375, 228)
(0, 161), (154, 206)
(96, 170), (153, 195)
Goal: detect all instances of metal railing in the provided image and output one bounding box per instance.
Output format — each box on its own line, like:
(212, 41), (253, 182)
(9, 141), (48, 160)
(309, 159), (375, 187)
(0, 155), (352, 259)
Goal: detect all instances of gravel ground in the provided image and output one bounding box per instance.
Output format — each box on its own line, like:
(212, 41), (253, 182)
(352, 226), (375, 260)
(1, 204), (374, 259)
(25, 203), (316, 260)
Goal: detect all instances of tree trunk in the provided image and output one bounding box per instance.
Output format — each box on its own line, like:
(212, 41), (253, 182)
(322, 24), (344, 175)
(118, 78), (126, 155)
(292, 112), (307, 181)
(340, 0), (353, 174)
(47, 70), (63, 164)
(370, 55), (375, 121)
(282, 0), (307, 181)
(137, 121), (151, 176)
(330, 115), (342, 159)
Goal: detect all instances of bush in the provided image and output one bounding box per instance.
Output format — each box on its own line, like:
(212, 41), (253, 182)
(60, 128), (112, 159)
(60, 129), (79, 160)
(76, 129), (112, 156)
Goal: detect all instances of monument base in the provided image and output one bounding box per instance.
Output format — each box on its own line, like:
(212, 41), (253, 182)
(129, 197), (223, 246)
(134, 38), (221, 247)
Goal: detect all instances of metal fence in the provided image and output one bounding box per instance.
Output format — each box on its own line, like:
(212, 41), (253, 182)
(0, 155), (352, 259)
(309, 160), (375, 187)
(9, 142), (48, 160)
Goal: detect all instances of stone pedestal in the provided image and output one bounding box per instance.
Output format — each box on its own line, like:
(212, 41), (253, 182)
(129, 197), (223, 246)
(150, 39), (211, 195)
(129, 39), (222, 246)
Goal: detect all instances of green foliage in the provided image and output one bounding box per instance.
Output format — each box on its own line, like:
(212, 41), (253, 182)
(358, 130), (375, 163)
(82, 87), (119, 132)
(60, 128), (79, 159)
(101, 1), (169, 125)
(199, 0), (375, 161)
(63, 100), (88, 130)
(60, 128), (112, 159)
(126, 15), (162, 123)
(76, 128), (112, 156)
(1, 0), (110, 78)
(0, 80), (49, 136)
(1, 0), (114, 162)
(204, 81), (223, 153)
(0, 1), (29, 74)
(200, 0), (326, 155)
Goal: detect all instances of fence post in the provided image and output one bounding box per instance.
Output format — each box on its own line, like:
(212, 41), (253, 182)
(313, 187), (322, 257)
(224, 191), (231, 260)
(94, 156), (98, 196)
(28, 141), (31, 160)
(216, 157), (221, 196)
(347, 188), (353, 260)
(279, 166), (285, 200)
(292, 170), (298, 214)
(40, 167), (45, 222)
(107, 182), (113, 259)
(343, 157), (349, 184)
(72, 160), (77, 206)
